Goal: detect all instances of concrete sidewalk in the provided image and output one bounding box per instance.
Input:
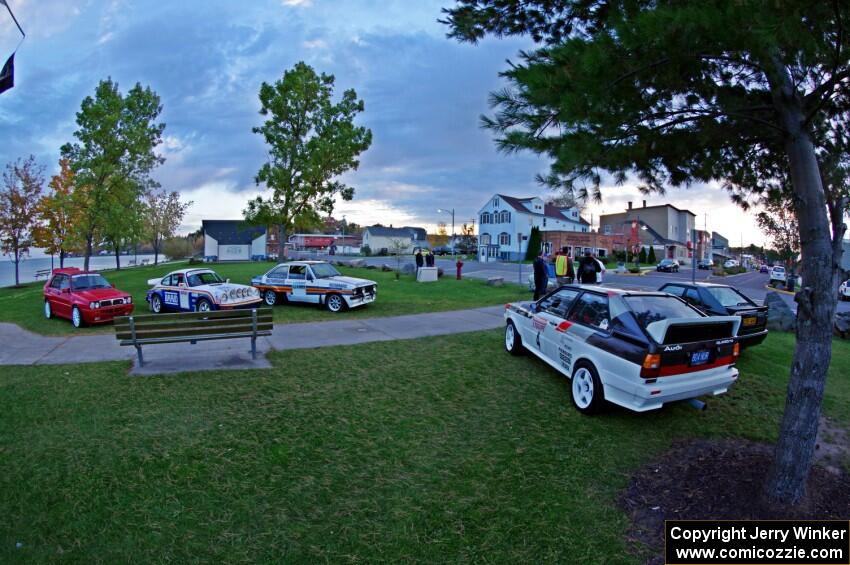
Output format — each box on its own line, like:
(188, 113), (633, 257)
(0, 306), (505, 374)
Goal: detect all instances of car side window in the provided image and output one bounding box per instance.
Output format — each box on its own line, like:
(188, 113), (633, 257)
(174, 273), (185, 286)
(49, 275), (63, 289)
(663, 285), (684, 297)
(187, 274), (202, 287)
(269, 266), (288, 278)
(289, 265), (306, 280)
(57, 275), (70, 290)
(567, 293), (611, 331)
(539, 288), (581, 318)
(161, 275), (172, 286)
(684, 288), (701, 306)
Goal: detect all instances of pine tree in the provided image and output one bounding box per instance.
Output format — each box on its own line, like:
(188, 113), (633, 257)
(525, 226), (542, 260)
(638, 247), (647, 264)
(647, 246), (657, 264)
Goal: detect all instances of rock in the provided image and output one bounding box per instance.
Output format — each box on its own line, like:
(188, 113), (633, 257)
(486, 277), (504, 287)
(366, 264), (377, 270)
(437, 267), (444, 278)
(348, 259), (366, 268)
(381, 264), (394, 272)
(764, 291), (796, 332)
(401, 263), (416, 275)
(834, 312), (850, 339)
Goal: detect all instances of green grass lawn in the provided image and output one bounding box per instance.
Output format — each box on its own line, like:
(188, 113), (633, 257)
(1, 331), (847, 563)
(0, 261), (528, 336)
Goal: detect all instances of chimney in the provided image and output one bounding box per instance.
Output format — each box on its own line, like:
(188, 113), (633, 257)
(642, 200), (647, 208)
(627, 201), (632, 210)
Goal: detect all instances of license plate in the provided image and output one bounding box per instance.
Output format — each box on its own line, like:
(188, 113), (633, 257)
(690, 350), (710, 366)
(742, 316), (757, 327)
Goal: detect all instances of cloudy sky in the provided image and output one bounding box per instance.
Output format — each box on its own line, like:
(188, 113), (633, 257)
(1, 0), (766, 245)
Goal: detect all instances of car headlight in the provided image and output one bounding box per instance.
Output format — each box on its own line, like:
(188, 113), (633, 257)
(125, 296), (132, 304)
(229, 289), (237, 299)
(89, 301), (100, 309)
(219, 293), (228, 302)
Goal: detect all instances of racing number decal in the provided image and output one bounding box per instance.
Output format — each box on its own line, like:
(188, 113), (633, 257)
(558, 344), (572, 372)
(163, 291), (179, 306)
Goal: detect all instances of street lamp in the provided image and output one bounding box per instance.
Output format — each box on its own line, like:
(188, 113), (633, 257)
(436, 208), (455, 255)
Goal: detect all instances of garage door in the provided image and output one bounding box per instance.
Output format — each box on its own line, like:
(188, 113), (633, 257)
(219, 245), (250, 261)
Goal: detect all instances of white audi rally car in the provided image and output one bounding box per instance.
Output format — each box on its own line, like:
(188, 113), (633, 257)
(251, 260), (377, 312)
(146, 268), (262, 313)
(504, 285), (741, 414)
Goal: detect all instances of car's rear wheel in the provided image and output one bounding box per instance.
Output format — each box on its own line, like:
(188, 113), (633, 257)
(44, 300), (52, 319)
(196, 298), (212, 312)
(570, 361), (604, 415)
(151, 294), (163, 313)
(505, 321), (525, 355)
(71, 306), (84, 328)
(325, 293), (345, 313)
(263, 290), (277, 306)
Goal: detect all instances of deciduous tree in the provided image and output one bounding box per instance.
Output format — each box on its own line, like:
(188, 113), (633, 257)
(61, 78), (165, 270)
(444, 0), (849, 505)
(144, 189), (191, 265)
(33, 159), (79, 268)
(244, 62), (372, 259)
(0, 156), (44, 286)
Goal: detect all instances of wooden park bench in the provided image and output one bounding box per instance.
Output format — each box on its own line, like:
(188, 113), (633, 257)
(34, 268), (52, 279)
(114, 308), (273, 367)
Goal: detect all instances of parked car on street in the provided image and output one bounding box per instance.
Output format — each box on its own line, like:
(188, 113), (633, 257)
(759, 264), (769, 273)
(146, 268), (261, 313)
(504, 285), (741, 413)
(431, 246), (453, 255)
(43, 268), (134, 328)
(252, 260), (377, 312)
(697, 259), (713, 270)
(656, 259), (679, 273)
(658, 282), (768, 347)
(839, 279), (849, 301)
(723, 259), (739, 269)
(769, 266), (787, 287)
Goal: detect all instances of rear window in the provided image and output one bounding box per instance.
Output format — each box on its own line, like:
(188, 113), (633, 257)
(705, 286), (753, 307)
(624, 295), (701, 328)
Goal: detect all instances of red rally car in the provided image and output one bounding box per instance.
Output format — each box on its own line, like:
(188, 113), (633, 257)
(43, 268), (134, 328)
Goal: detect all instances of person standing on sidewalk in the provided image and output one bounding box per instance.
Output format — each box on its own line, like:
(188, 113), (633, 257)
(415, 249), (424, 276)
(533, 250), (549, 300)
(577, 250), (601, 284)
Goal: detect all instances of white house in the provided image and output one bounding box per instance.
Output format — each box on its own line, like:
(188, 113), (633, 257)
(362, 226), (428, 255)
(477, 194), (589, 261)
(202, 220), (267, 261)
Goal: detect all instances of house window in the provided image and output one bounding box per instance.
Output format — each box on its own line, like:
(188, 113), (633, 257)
(480, 212), (491, 224)
(499, 232), (511, 246)
(543, 218), (547, 227)
(480, 234), (491, 245)
(572, 211), (577, 217)
(500, 211), (510, 223)
(493, 197), (500, 207)
(603, 225), (612, 235)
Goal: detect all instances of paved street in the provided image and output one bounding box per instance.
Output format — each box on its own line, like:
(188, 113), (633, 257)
(312, 252), (850, 314)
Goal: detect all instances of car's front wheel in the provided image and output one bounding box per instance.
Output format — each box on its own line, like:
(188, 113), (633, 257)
(505, 321), (525, 356)
(196, 298), (213, 312)
(150, 294), (163, 313)
(325, 293), (345, 313)
(263, 290), (277, 306)
(44, 300), (52, 319)
(570, 361), (604, 415)
(71, 306), (84, 328)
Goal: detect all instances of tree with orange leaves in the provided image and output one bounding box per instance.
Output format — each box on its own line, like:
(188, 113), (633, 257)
(0, 156), (44, 286)
(33, 159), (80, 268)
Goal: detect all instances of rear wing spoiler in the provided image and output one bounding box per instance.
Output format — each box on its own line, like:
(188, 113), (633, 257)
(147, 277), (162, 286)
(645, 316), (741, 345)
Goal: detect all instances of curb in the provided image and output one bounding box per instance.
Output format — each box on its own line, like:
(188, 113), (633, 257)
(764, 284), (798, 296)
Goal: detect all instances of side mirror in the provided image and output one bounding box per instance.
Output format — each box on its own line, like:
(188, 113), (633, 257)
(111, 283), (116, 288)
(225, 278), (231, 283)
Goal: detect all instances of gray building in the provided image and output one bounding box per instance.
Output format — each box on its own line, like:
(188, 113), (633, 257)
(599, 201), (696, 263)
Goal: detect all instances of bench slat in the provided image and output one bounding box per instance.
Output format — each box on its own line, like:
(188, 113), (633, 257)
(114, 307), (272, 324)
(116, 323), (273, 341)
(120, 330), (272, 347)
(114, 315), (272, 332)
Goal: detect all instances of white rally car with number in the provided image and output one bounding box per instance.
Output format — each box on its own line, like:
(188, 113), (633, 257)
(504, 285), (741, 414)
(251, 260), (377, 312)
(146, 268), (261, 313)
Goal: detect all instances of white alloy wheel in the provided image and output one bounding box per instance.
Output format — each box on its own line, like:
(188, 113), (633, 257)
(151, 294), (162, 313)
(44, 300), (52, 319)
(572, 368), (595, 410)
(326, 293), (344, 312)
(264, 290), (277, 306)
(505, 323), (516, 350)
(197, 299), (212, 312)
(72, 306), (83, 328)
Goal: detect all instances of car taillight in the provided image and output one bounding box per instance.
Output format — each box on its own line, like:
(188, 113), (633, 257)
(733, 342), (740, 357)
(555, 321), (572, 333)
(640, 353), (661, 378)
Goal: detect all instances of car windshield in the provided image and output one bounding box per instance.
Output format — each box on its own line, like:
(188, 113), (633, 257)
(188, 271), (224, 286)
(624, 295), (701, 329)
(660, 259), (674, 265)
(311, 263), (341, 278)
(71, 274), (111, 290)
(706, 286), (752, 307)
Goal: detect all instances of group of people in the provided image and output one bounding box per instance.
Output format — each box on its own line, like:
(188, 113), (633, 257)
(414, 248), (435, 272)
(532, 248), (605, 300)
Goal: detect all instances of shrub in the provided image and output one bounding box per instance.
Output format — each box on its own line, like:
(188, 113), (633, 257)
(647, 246), (657, 263)
(638, 247), (647, 263)
(725, 266), (747, 275)
(361, 245), (372, 257)
(163, 237), (193, 260)
(628, 266), (641, 274)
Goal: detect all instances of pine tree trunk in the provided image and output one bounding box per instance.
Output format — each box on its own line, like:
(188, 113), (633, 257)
(763, 94), (837, 506)
(278, 225), (287, 260)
